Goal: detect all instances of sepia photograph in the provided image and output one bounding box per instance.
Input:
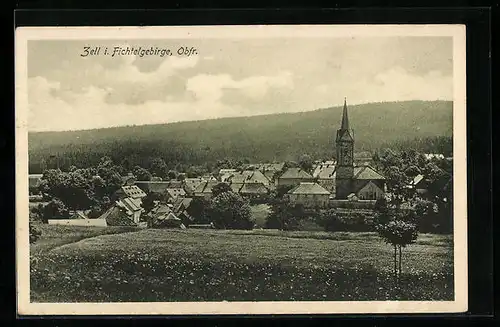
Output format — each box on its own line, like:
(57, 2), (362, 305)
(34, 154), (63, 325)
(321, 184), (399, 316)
(15, 25), (467, 315)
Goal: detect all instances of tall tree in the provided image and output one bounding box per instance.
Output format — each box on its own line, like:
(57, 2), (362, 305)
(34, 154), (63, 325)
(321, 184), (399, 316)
(210, 191), (254, 230)
(149, 157), (168, 178)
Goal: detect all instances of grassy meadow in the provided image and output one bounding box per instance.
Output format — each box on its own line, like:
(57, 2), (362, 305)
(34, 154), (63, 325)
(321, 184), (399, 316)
(30, 224), (454, 302)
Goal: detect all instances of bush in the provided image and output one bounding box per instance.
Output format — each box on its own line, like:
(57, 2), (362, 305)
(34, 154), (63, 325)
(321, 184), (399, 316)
(317, 209), (374, 232)
(266, 203), (306, 231)
(41, 198), (70, 220)
(29, 221), (42, 244)
(210, 191), (254, 230)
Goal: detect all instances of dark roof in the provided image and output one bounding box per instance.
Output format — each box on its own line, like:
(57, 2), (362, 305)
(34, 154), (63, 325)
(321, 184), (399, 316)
(353, 180), (384, 194)
(135, 181), (183, 193)
(229, 182), (244, 193)
(288, 182), (330, 195)
(121, 173), (136, 184)
(172, 197), (193, 213)
(183, 178), (205, 192)
(353, 165), (385, 180)
(194, 180), (221, 194)
(227, 170), (270, 184)
(239, 182), (269, 194)
(279, 168), (313, 179)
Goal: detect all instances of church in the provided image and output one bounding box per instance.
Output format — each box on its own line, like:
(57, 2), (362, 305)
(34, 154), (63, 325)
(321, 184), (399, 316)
(332, 99), (386, 200)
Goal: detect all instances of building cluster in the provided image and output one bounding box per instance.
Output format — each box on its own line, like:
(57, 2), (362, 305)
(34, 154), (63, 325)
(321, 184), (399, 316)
(29, 99), (451, 228)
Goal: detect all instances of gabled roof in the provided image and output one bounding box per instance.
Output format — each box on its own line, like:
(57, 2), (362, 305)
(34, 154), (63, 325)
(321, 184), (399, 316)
(117, 197), (143, 213)
(183, 178), (205, 192)
(411, 174), (425, 186)
(70, 210), (89, 220)
(219, 168), (237, 174)
(279, 167), (313, 179)
(353, 165), (385, 180)
(194, 180), (221, 194)
(135, 181), (183, 193)
(313, 165), (336, 179)
(288, 182), (330, 195)
(239, 182), (269, 194)
(248, 162), (286, 172)
(172, 197), (193, 214)
(229, 182), (244, 193)
(121, 173), (136, 185)
(227, 170), (270, 184)
(166, 188), (186, 198)
(29, 174), (44, 187)
(354, 180), (384, 194)
(120, 185), (147, 198)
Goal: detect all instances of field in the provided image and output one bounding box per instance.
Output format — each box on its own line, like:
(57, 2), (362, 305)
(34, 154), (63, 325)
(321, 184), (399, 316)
(30, 224), (454, 302)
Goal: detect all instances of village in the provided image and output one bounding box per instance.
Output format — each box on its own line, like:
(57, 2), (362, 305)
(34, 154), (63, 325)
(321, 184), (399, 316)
(28, 100), (453, 232)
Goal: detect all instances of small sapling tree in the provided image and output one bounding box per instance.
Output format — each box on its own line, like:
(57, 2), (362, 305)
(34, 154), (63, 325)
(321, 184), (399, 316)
(376, 215), (418, 284)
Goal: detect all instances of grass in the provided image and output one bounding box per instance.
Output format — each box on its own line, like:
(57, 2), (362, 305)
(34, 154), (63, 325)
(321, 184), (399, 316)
(30, 226), (454, 302)
(30, 223), (139, 255)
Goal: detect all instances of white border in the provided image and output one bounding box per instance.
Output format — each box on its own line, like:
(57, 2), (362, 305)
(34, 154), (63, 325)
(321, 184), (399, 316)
(15, 24), (467, 315)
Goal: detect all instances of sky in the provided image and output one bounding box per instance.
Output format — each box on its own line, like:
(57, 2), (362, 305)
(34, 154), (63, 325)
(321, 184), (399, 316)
(27, 36), (453, 131)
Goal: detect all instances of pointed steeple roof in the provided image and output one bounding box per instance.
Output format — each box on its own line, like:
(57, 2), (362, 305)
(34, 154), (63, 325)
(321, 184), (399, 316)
(336, 97), (354, 141)
(341, 97), (350, 130)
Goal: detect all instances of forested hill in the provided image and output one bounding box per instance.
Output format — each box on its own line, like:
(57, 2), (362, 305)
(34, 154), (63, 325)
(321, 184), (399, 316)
(28, 100), (453, 173)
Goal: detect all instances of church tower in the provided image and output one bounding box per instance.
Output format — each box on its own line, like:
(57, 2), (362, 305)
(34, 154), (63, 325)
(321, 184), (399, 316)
(335, 98), (354, 199)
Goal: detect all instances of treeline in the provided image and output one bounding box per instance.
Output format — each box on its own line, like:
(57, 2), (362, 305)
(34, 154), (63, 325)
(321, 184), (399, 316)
(28, 135), (453, 175)
(378, 135), (453, 157)
(28, 100), (452, 173)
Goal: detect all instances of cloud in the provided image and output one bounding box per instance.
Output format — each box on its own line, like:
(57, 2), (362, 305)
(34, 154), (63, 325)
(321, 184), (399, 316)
(186, 71), (294, 102)
(27, 38), (453, 131)
(314, 67), (452, 106)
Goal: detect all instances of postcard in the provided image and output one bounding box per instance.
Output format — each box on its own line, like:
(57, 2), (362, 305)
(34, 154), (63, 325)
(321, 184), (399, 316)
(15, 24), (467, 315)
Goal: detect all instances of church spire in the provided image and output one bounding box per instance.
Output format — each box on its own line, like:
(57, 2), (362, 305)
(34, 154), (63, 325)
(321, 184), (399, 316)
(341, 97), (349, 130)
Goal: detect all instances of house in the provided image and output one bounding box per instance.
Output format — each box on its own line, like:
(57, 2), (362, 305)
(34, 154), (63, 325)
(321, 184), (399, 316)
(165, 188), (186, 202)
(100, 197), (144, 226)
(226, 170), (270, 186)
(239, 182), (269, 200)
(218, 168), (238, 181)
(149, 203), (185, 228)
(424, 153), (445, 160)
(408, 174), (428, 194)
(351, 165), (386, 200)
(312, 163), (336, 193)
(408, 172), (452, 200)
(121, 172), (137, 186)
(193, 180), (221, 200)
(278, 167), (314, 187)
(115, 185), (147, 200)
(229, 182), (244, 193)
(286, 182), (331, 208)
(201, 174), (217, 181)
(69, 210), (89, 220)
(135, 180), (183, 194)
(246, 163), (285, 181)
(172, 197), (194, 225)
(29, 174), (43, 194)
(183, 178), (205, 195)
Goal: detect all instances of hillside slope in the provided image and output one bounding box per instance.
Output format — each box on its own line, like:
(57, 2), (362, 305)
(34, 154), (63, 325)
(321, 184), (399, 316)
(28, 100), (453, 172)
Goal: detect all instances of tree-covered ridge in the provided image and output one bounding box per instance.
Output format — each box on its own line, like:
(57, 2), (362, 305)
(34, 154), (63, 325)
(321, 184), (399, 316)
(28, 100), (452, 173)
